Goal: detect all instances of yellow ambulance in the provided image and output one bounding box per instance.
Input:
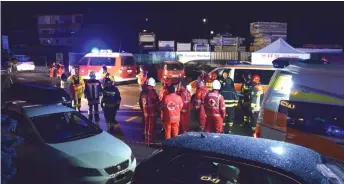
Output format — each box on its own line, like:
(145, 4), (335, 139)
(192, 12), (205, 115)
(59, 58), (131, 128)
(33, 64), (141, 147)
(255, 58), (344, 161)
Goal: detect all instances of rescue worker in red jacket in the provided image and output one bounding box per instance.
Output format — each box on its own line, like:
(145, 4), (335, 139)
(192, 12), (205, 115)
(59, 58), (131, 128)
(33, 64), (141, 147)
(159, 81), (171, 121)
(68, 65), (85, 112)
(204, 80), (226, 133)
(177, 80), (191, 133)
(193, 80), (208, 131)
(161, 85), (183, 139)
(84, 71), (102, 126)
(139, 77), (159, 146)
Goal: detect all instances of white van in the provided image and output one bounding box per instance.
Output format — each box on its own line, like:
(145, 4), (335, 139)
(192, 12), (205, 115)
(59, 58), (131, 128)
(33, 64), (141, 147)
(255, 59), (344, 161)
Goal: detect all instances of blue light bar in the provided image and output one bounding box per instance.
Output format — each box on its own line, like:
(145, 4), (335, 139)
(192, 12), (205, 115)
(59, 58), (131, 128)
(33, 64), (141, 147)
(91, 47), (100, 54)
(226, 60), (240, 65)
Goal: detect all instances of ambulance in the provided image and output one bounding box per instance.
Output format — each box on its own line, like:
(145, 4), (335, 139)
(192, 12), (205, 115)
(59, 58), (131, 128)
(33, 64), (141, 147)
(187, 63), (276, 96)
(254, 58), (344, 161)
(75, 49), (137, 82)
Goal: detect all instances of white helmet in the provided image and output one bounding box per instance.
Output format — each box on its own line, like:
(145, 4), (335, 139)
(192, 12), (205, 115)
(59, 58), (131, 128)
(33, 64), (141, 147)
(212, 80), (221, 90)
(147, 77), (156, 87)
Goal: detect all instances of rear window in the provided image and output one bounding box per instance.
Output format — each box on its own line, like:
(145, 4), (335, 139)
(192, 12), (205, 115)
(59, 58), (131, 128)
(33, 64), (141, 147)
(279, 101), (344, 140)
(166, 63), (184, 71)
(90, 57), (116, 66)
(121, 56), (135, 66)
(234, 69), (275, 85)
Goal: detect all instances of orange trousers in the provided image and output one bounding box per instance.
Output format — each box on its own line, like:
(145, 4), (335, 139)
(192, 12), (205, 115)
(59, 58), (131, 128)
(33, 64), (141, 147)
(164, 120), (179, 139)
(180, 112), (190, 133)
(144, 116), (156, 145)
(205, 117), (223, 133)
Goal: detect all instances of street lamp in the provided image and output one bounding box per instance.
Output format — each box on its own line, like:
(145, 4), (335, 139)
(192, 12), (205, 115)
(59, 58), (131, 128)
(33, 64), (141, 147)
(145, 18), (149, 22)
(210, 30), (214, 35)
(202, 18), (207, 24)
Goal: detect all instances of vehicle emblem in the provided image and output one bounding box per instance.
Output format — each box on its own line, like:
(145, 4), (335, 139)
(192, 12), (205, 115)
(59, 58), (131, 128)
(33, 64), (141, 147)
(117, 165), (121, 170)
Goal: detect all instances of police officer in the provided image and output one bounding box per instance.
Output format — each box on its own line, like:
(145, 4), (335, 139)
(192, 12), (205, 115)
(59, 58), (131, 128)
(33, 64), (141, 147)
(250, 74), (264, 128)
(220, 73), (238, 134)
(101, 78), (121, 133)
(240, 72), (253, 127)
(84, 71), (102, 126)
(68, 65), (85, 112)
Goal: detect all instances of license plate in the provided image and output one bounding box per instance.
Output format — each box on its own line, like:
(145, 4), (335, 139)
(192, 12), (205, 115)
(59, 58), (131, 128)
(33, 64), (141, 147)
(127, 70), (132, 73)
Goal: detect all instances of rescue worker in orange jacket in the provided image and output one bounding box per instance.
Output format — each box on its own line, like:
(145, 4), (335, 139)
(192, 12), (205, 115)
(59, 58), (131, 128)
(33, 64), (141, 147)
(139, 77), (159, 146)
(161, 85), (183, 139)
(68, 65), (85, 112)
(159, 81), (171, 121)
(193, 80), (208, 131)
(137, 65), (148, 92)
(177, 80), (191, 133)
(204, 80), (226, 133)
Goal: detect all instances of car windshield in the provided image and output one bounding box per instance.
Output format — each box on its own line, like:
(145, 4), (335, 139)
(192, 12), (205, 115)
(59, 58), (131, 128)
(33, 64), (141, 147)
(121, 56), (135, 66)
(321, 156), (344, 184)
(166, 63), (184, 71)
(30, 112), (102, 144)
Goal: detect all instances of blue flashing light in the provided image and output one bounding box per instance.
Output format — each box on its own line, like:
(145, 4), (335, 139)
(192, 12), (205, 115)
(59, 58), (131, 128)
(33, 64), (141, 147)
(226, 60), (240, 65)
(91, 47), (100, 54)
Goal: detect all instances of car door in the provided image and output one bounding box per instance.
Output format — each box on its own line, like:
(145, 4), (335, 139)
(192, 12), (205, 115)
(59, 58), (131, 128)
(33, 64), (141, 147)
(3, 111), (43, 180)
(155, 154), (303, 184)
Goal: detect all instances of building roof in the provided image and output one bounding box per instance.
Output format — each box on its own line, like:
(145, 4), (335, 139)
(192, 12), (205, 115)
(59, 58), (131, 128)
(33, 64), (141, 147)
(163, 132), (326, 184)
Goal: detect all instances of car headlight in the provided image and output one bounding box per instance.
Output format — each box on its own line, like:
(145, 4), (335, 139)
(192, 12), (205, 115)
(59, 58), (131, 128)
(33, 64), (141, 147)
(131, 151), (135, 163)
(70, 166), (102, 177)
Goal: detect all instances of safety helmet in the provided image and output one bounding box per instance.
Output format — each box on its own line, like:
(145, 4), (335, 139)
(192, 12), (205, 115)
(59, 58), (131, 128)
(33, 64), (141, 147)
(211, 72), (217, 80)
(89, 71), (96, 79)
(212, 80), (221, 90)
(147, 77), (156, 87)
(74, 65), (79, 70)
(252, 74), (260, 83)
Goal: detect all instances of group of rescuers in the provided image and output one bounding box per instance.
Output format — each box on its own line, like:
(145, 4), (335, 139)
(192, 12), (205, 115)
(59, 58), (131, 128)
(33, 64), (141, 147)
(55, 64), (264, 146)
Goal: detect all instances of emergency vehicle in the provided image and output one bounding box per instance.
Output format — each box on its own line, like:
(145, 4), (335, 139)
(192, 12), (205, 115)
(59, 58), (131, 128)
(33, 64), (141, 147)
(254, 58), (344, 161)
(188, 62), (276, 96)
(157, 61), (185, 84)
(75, 49), (137, 82)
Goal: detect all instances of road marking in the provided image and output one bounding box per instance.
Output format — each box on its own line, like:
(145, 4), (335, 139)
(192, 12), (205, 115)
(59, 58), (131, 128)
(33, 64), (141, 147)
(125, 116), (139, 122)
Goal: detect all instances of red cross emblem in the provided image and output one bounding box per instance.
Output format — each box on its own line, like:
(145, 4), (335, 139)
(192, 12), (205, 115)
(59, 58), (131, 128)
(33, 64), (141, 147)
(167, 101), (176, 111)
(208, 99), (216, 107)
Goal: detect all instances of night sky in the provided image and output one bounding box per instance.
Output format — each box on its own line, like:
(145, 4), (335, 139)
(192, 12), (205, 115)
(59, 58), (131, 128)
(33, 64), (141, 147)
(2, 1), (344, 52)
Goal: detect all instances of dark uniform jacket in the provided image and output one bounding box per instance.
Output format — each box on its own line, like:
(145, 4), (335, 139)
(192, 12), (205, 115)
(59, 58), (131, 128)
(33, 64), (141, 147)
(101, 86), (121, 109)
(84, 79), (102, 104)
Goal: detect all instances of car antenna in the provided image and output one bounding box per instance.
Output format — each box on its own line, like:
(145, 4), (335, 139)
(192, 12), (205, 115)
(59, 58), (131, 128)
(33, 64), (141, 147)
(201, 133), (206, 138)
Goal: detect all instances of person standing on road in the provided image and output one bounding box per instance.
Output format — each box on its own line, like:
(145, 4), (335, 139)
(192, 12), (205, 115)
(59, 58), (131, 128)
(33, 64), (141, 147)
(220, 75), (238, 134)
(68, 65), (85, 112)
(240, 72), (254, 127)
(161, 85), (183, 139)
(204, 80), (226, 133)
(136, 65), (148, 92)
(250, 74), (264, 128)
(177, 80), (191, 133)
(193, 80), (208, 131)
(101, 65), (114, 84)
(139, 77), (159, 146)
(101, 78), (121, 133)
(50, 62), (59, 87)
(84, 71), (103, 126)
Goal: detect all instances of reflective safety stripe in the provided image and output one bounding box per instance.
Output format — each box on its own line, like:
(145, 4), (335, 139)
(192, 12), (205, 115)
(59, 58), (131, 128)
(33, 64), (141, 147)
(104, 91), (116, 95)
(181, 109), (189, 112)
(225, 104), (237, 107)
(224, 100), (236, 102)
(144, 113), (157, 117)
(184, 101), (189, 103)
(170, 115), (179, 119)
(208, 93), (219, 97)
(195, 105), (200, 108)
(221, 107), (226, 110)
(195, 100), (202, 103)
(208, 114), (221, 117)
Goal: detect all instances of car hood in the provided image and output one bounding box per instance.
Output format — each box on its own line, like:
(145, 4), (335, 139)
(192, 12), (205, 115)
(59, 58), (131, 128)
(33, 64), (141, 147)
(48, 131), (131, 169)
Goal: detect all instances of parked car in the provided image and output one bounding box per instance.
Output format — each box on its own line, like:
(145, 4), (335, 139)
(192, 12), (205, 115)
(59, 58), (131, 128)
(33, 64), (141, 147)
(3, 101), (136, 184)
(132, 132), (344, 184)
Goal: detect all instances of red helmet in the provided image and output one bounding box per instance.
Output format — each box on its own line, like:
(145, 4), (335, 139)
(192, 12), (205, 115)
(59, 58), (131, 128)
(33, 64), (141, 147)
(211, 72), (217, 80)
(252, 74), (260, 83)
